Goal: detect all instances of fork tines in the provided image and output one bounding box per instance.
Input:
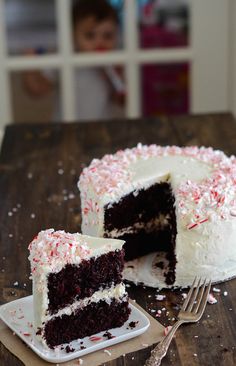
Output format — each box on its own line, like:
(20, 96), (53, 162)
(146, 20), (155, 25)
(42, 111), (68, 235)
(182, 277), (212, 316)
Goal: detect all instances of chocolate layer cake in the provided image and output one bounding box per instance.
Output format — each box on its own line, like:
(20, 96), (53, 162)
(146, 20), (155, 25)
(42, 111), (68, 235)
(28, 229), (130, 348)
(78, 144), (236, 288)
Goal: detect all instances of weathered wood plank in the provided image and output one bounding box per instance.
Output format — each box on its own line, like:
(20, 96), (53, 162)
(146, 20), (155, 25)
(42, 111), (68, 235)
(170, 113), (236, 155)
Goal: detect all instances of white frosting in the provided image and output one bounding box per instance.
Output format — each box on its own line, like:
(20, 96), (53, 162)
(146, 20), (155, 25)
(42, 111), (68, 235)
(78, 144), (236, 288)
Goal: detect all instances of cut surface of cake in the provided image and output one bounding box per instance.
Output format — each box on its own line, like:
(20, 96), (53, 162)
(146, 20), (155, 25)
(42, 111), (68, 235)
(78, 144), (236, 288)
(28, 229), (130, 348)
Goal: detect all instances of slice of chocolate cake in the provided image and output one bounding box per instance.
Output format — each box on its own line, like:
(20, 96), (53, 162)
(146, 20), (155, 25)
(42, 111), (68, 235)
(28, 229), (130, 348)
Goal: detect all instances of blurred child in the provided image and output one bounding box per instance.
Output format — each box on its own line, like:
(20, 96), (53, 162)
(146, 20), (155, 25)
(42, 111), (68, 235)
(24, 0), (125, 120)
(72, 0), (125, 120)
(23, 0), (125, 121)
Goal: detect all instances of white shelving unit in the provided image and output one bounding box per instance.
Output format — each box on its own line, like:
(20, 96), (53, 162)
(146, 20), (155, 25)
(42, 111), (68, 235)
(0, 0), (233, 128)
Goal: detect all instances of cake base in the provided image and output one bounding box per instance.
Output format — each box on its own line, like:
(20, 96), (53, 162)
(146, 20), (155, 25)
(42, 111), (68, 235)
(44, 299), (131, 348)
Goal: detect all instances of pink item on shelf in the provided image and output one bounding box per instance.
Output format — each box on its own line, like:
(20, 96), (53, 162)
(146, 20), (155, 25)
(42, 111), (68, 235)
(141, 62), (189, 117)
(140, 25), (189, 117)
(140, 25), (188, 49)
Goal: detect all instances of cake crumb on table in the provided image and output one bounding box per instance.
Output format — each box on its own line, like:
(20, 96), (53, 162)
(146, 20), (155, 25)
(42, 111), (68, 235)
(157, 310), (162, 315)
(155, 294), (166, 301)
(207, 293), (218, 304)
(213, 287), (221, 293)
(58, 168), (64, 175)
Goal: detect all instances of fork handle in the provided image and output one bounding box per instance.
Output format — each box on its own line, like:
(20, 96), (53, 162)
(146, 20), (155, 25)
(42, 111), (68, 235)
(144, 320), (185, 366)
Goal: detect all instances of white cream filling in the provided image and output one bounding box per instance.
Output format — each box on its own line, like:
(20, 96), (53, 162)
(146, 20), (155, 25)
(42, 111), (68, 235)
(104, 214), (171, 237)
(43, 283), (127, 323)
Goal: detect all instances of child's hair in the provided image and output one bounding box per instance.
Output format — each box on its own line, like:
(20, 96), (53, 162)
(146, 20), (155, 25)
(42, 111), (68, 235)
(72, 0), (119, 27)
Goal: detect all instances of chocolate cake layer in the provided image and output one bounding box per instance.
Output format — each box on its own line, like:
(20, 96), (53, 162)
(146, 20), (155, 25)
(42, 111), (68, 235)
(104, 182), (175, 230)
(47, 250), (124, 314)
(115, 230), (175, 261)
(44, 299), (130, 348)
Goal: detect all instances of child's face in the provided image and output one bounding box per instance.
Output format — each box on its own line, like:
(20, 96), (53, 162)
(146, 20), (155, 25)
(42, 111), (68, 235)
(74, 16), (118, 52)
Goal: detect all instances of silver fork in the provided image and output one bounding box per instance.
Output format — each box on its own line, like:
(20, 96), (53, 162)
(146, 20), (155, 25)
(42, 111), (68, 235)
(144, 277), (212, 366)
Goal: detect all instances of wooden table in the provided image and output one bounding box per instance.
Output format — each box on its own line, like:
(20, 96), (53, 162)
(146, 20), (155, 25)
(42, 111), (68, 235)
(1, 113), (236, 366)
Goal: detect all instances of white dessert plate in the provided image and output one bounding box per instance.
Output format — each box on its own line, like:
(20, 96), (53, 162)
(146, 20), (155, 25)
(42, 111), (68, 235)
(0, 295), (150, 363)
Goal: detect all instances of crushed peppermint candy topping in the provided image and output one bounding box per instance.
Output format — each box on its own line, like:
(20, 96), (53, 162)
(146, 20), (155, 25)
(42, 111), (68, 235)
(90, 336), (102, 342)
(213, 287), (221, 293)
(28, 229), (92, 275)
(79, 144), (236, 224)
(164, 326), (172, 336)
(155, 294), (166, 301)
(230, 209), (236, 217)
(207, 293), (218, 304)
